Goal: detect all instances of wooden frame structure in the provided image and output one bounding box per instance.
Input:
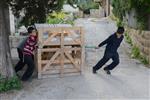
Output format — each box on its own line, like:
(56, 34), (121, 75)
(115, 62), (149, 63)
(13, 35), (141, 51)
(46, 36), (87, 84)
(35, 24), (85, 79)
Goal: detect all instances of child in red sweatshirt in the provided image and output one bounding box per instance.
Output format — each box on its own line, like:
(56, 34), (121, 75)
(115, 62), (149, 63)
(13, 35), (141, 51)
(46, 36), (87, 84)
(15, 26), (37, 81)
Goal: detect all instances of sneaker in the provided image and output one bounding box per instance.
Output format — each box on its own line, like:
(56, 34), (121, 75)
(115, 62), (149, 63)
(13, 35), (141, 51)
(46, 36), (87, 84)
(92, 68), (97, 74)
(104, 68), (111, 75)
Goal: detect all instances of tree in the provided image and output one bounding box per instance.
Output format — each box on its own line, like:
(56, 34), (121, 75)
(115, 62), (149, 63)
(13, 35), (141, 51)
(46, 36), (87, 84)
(0, 1), (14, 79)
(112, 0), (150, 30)
(8, 0), (65, 26)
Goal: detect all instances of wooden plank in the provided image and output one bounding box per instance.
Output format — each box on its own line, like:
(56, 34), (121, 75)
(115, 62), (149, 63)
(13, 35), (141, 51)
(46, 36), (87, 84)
(41, 41), (81, 46)
(37, 49), (42, 79)
(43, 32), (60, 45)
(41, 68), (80, 75)
(37, 30), (43, 49)
(41, 66), (79, 72)
(64, 51), (80, 72)
(43, 50), (60, 71)
(40, 47), (81, 52)
(41, 48), (60, 52)
(81, 27), (85, 71)
(41, 59), (72, 64)
(60, 29), (65, 77)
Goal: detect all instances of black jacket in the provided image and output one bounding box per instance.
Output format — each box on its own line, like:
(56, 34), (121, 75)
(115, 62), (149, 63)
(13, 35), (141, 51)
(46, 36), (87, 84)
(98, 33), (124, 53)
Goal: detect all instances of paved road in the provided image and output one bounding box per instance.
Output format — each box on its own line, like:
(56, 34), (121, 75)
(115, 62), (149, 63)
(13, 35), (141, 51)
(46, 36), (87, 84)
(1, 18), (150, 100)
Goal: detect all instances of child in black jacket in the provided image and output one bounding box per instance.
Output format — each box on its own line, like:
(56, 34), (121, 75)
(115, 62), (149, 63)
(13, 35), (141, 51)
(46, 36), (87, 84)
(93, 27), (125, 75)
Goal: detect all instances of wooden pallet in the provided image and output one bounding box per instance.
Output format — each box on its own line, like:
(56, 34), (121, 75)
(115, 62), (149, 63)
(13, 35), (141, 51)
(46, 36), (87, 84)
(35, 25), (85, 79)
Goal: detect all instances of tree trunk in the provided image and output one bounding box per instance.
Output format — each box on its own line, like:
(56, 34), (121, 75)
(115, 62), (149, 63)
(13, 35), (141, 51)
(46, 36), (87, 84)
(0, 2), (15, 78)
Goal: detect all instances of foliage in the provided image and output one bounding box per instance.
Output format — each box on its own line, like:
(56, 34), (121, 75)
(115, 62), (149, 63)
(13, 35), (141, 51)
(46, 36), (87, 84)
(50, 11), (67, 19)
(111, 0), (150, 30)
(7, 0), (65, 26)
(136, 17), (147, 30)
(66, 0), (99, 14)
(46, 11), (74, 25)
(139, 56), (149, 65)
(131, 46), (141, 58)
(131, 46), (149, 65)
(78, 1), (99, 10)
(116, 19), (124, 27)
(125, 32), (133, 46)
(0, 75), (21, 92)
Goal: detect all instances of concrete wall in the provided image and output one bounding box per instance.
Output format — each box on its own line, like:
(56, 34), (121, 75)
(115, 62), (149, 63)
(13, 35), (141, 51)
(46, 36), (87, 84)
(125, 9), (137, 29)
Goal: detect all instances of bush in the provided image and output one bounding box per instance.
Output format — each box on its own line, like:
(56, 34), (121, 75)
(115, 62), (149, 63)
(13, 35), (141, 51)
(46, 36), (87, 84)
(46, 11), (74, 25)
(117, 19), (124, 27)
(131, 46), (140, 58)
(131, 46), (149, 65)
(125, 32), (133, 46)
(139, 56), (149, 65)
(78, 1), (99, 15)
(0, 75), (21, 92)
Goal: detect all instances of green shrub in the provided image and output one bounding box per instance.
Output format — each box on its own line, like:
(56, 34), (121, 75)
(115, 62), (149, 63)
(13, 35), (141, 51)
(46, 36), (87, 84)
(139, 56), (149, 65)
(131, 46), (140, 58)
(0, 75), (21, 92)
(131, 46), (149, 65)
(46, 11), (74, 25)
(117, 19), (124, 27)
(125, 32), (133, 46)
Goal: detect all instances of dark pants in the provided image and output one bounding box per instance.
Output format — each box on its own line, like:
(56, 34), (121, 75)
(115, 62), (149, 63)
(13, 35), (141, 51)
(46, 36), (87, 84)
(15, 48), (34, 81)
(93, 51), (119, 71)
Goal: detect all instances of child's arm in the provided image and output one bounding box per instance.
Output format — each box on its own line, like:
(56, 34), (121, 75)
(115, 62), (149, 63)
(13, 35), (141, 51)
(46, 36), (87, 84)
(98, 35), (113, 47)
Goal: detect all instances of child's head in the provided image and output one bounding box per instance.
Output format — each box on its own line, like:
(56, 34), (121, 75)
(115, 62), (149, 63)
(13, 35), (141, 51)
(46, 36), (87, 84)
(27, 26), (37, 36)
(117, 27), (124, 34)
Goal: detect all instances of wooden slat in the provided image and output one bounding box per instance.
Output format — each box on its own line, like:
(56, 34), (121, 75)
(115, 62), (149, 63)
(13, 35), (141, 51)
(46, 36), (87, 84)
(41, 41), (82, 46)
(37, 49), (42, 79)
(64, 51), (80, 72)
(43, 50), (60, 71)
(41, 68), (80, 75)
(40, 47), (81, 52)
(81, 27), (85, 70)
(60, 29), (65, 76)
(43, 32), (60, 45)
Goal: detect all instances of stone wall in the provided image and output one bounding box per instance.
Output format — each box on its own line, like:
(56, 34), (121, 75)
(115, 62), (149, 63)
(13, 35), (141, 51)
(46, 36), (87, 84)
(127, 28), (150, 63)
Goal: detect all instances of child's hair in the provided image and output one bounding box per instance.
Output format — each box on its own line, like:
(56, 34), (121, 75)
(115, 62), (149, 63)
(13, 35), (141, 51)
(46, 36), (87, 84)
(117, 27), (124, 34)
(27, 26), (36, 33)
